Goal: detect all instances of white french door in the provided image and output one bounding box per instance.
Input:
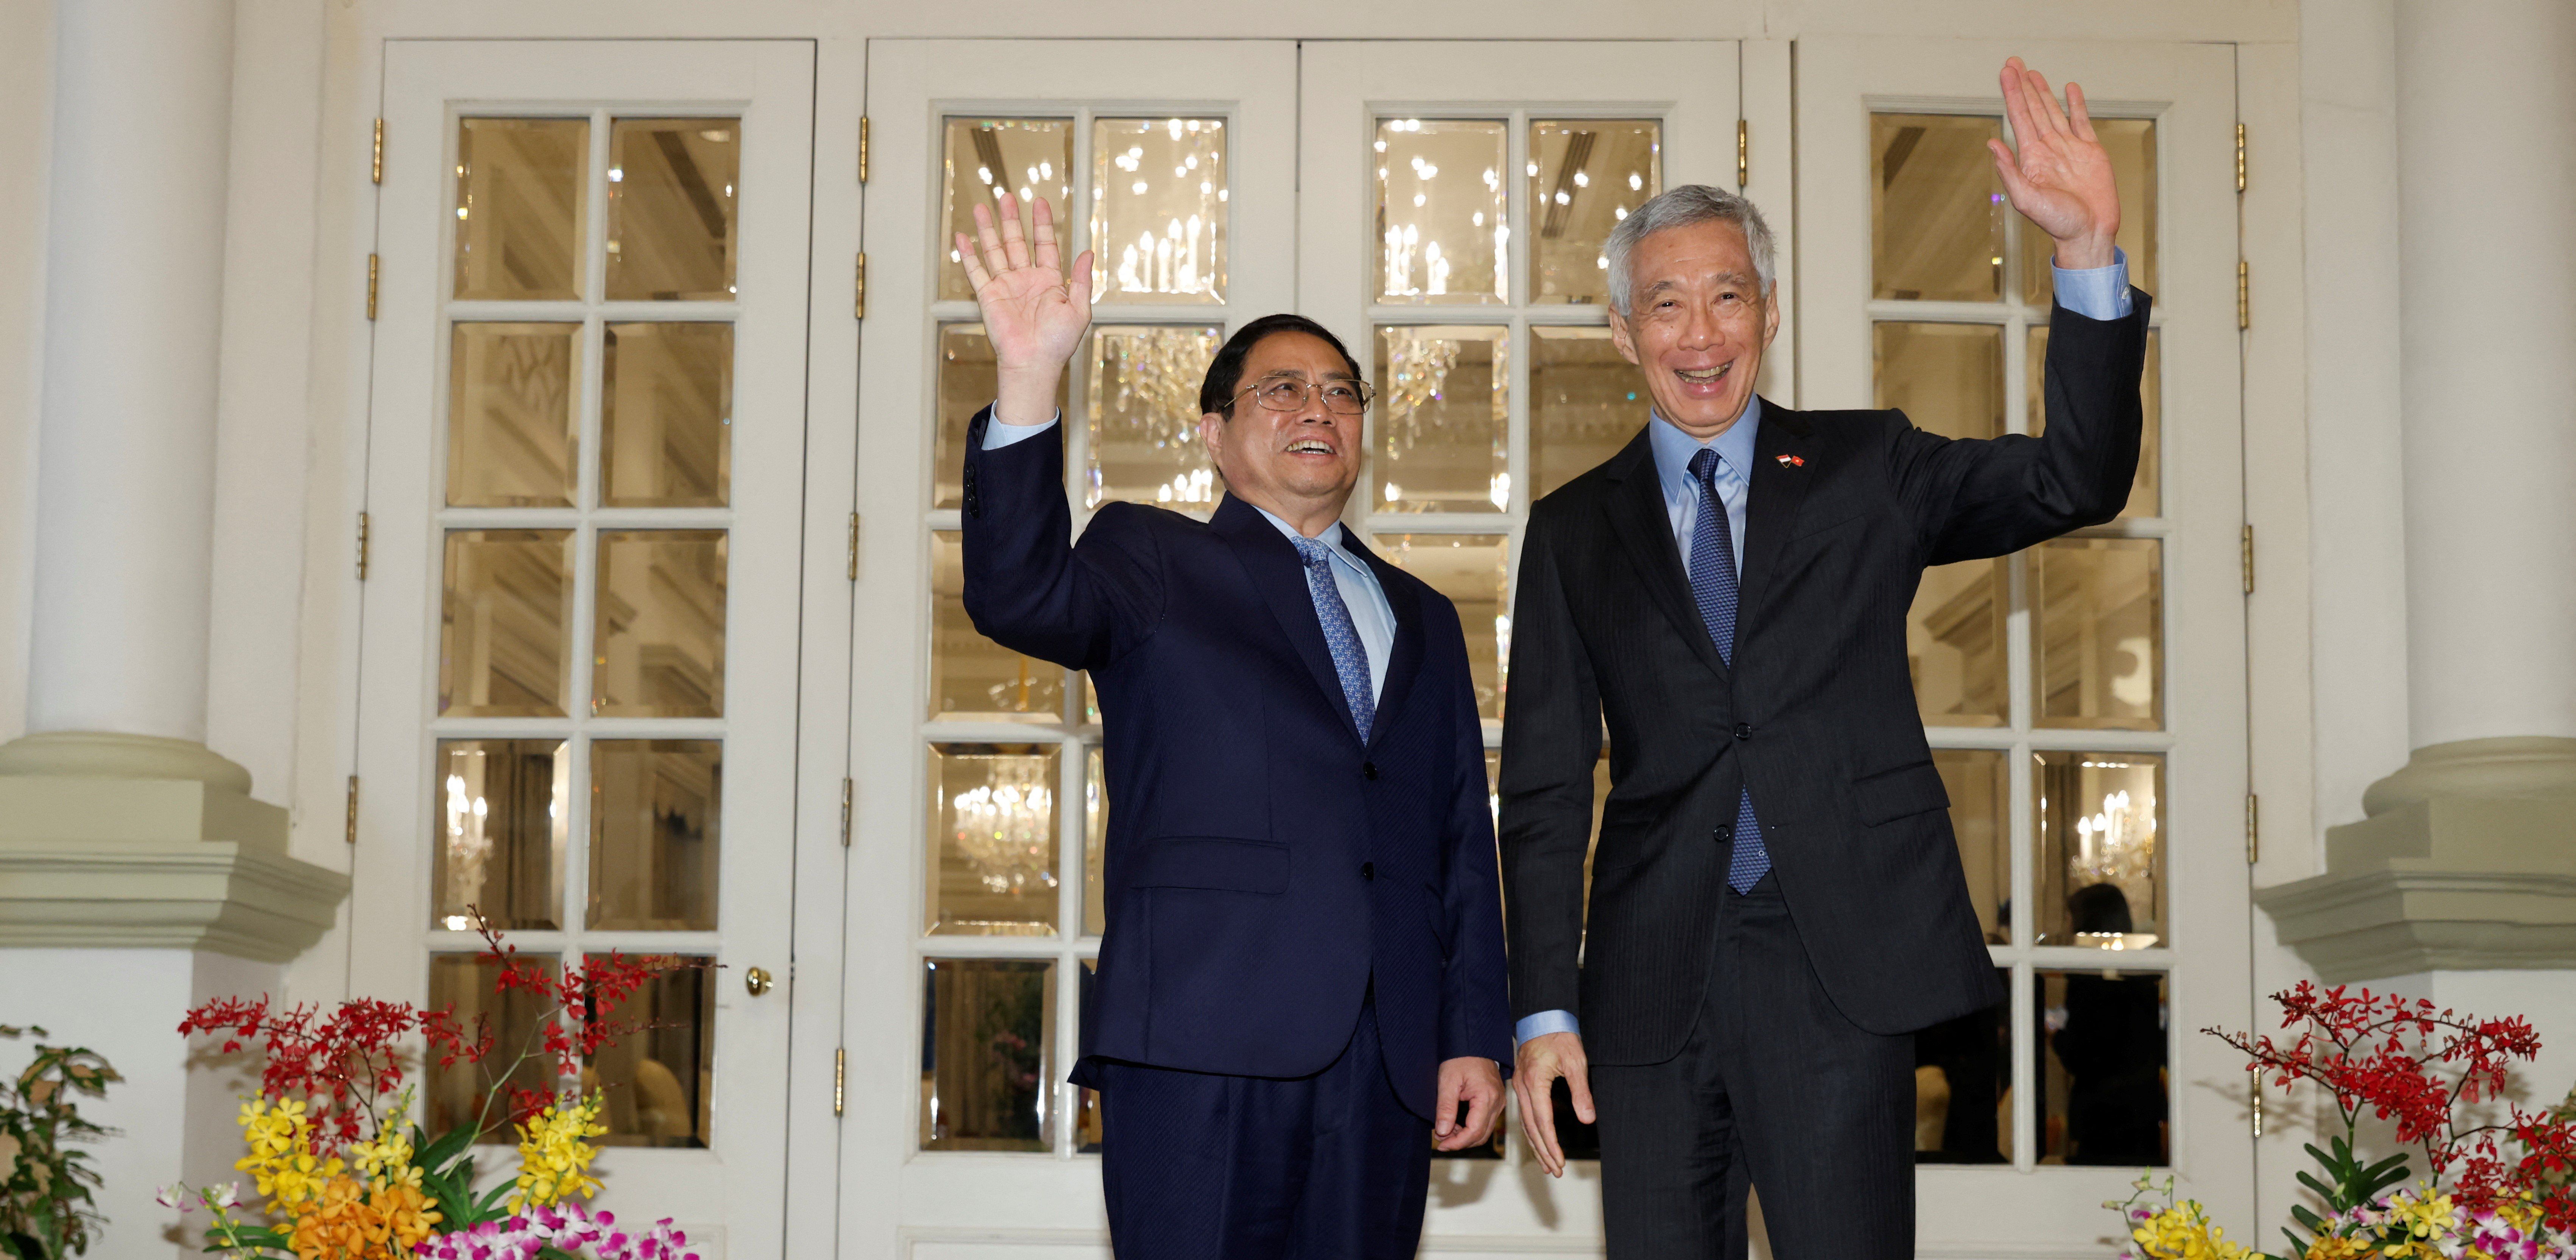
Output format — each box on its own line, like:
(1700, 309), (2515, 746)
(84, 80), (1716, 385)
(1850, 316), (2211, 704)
(355, 40), (815, 1259)
(1798, 36), (2252, 1256)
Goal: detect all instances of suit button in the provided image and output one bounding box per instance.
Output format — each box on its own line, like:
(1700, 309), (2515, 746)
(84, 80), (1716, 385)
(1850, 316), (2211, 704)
(1734, 723), (1753, 741)
(1714, 826), (1731, 843)
(1363, 762), (1379, 780)
(1361, 862), (1376, 880)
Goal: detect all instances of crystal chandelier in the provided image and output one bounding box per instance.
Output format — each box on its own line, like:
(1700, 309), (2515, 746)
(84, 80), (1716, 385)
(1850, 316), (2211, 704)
(951, 760), (1055, 895)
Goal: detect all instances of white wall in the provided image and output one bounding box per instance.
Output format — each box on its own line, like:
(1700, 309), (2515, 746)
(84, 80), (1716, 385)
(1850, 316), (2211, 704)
(0, 0), (53, 753)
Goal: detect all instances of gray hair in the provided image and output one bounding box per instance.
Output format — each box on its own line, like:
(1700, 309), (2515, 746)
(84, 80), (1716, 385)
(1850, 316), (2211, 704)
(1603, 184), (1777, 314)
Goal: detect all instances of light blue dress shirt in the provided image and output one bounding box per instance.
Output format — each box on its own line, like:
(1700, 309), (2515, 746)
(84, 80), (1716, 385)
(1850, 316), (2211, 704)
(980, 409), (1394, 702)
(1512, 252), (2131, 1049)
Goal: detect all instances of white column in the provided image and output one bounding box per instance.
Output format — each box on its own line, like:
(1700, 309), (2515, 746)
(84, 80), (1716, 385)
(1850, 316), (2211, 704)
(2393, 0), (2576, 753)
(24, 0), (236, 744)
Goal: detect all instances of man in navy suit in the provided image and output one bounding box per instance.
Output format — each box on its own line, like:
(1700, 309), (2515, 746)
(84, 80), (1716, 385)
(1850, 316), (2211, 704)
(954, 192), (1512, 1260)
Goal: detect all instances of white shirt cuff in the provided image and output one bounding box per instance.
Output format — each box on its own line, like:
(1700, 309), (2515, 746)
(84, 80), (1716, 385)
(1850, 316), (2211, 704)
(2049, 246), (2132, 320)
(981, 405), (1061, 450)
(1515, 1009), (1581, 1046)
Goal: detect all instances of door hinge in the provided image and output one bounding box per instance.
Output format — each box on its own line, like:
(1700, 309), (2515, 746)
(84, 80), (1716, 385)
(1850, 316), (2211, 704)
(2235, 122), (2247, 194)
(355, 511), (371, 580)
(2251, 1087), (2264, 1137)
(840, 777), (854, 847)
(833, 1047), (847, 1117)
(366, 253), (380, 320)
(2246, 792), (2260, 864)
(2238, 259), (2250, 330)
(1736, 119), (1749, 190)
(2241, 523), (2256, 594)
(854, 253), (867, 320)
(345, 775), (360, 845)
(858, 115), (870, 184)
(372, 118), (385, 185)
(846, 511), (861, 581)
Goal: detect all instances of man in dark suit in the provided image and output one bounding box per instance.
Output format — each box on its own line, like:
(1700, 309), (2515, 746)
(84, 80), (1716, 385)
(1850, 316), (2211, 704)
(954, 192), (1511, 1260)
(1502, 60), (2149, 1258)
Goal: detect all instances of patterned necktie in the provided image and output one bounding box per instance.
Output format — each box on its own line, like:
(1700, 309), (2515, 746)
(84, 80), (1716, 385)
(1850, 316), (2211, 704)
(1292, 534), (1376, 742)
(1688, 448), (1771, 893)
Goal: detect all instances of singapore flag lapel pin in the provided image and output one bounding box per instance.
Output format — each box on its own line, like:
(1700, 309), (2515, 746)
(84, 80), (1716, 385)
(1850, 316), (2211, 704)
(1776, 454), (1805, 467)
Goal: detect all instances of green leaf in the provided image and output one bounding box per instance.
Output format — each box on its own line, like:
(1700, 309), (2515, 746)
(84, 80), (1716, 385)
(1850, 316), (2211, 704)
(2290, 1205), (2327, 1232)
(417, 1123), (477, 1176)
(2296, 1171), (2336, 1202)
(2283, 1227), (2311, 1255)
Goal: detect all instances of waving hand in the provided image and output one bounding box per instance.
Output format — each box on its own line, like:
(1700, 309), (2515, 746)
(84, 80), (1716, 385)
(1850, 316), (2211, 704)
(956, 192), (1094, 426)
(1988, 57), (2121, 271)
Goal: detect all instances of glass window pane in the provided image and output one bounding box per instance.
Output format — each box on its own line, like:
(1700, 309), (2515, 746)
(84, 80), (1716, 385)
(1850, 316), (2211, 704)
(1085, 325), (1221, 510)
(926, 744), (1060, 937)
(1910, 559), (2007, 727)
(2022, 118), (2157, 304)
(1872, 113), (2003, 303)
(426, 953), (560, 1144)
(441, 530), (574, 717)
(606, 119), (739, 301)
(1089, 118), (1226, 304)
(934, 323), (1069, 510)
(1876, 322), (2003, 441)
(588, 739), (720, 931)
(1076, 960), (1102, 1152)
(941, 120), (1073, 303)
(930, 531), (1064, 722)
(2034, 751), (2165, 948)
(1377, 119), (1508, 304)
(453, 118), (588, 301)
(593, 530), (728, 719)
(1373, 325), (1508, 513)
(1082, 747), (1107, 937)
(1933, 749), (2009, 944)
(1374, 533), (1508, 720)
(431, 740), (567, 931)
(2037, 967), (2168, 1166)
(603, 322), (732, 507)
(583, 954), (712, 1148)
(1531, 326), (1641, 501)
(2031, 326), (2160, 516)
(921, 958), (1055, 1151)
(1913, 968), (2010, 1164)
(1529, 120), (1660, 306)
(2033, 538), (2161, 729)
(447, 323), (579, 508)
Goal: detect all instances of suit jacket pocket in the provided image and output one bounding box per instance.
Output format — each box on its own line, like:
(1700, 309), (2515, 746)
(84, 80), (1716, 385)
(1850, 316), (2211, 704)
(1129, 836), (1290, 894)
(1851, 761), (1950, 826)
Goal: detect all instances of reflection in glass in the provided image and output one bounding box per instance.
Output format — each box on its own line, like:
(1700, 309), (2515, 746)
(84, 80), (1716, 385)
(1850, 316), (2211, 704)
(441, 530), (574, 717)
(581, 956), (712, 1148)
(427, 953), (560, 1144)
(1531, 326), (1643, 500)
(930, 531), (1062, 722)
(603, 322), (731, 507)
(593, 531), (728, 719)
(1086, 326), (1221, 509)
(453, 118), (588, 301)
(1374, 325), (1508, 513)
(934, 324), (1068, 510)
(2038, 967), (2169, 1166)
(431, 740), (568, 931)
(2031, 327), (2160, 516)
(1083, 747), (1107, 937)
(588, 740), (720, 931)
(940, 120), (1073, 303)
(1913, 969), (2010, 1164)
(1376, 119), (1507, 304)
(1876, 323), (2003, 441)
(2023, 119), (2157, 303)
(606, 119), (739, 301)
(1529, 120), (1660, 306)
(1089, 119), (1226, 304)
(1376, 534), (1509, 719)
(1872, 114), (2003, 303)
(448, 323), (580, 507)
(1934, 749), (2009, 943)
(1909, 560), (2007, 727)
(921, 959), (1055, 1151)
(2033, 538), (2160, 729)
(926, 744), (1060, 936)
(2034, 751), (2165, 948)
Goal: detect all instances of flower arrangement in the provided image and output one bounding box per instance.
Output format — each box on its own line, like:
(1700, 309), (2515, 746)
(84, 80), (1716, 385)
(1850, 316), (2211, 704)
(2104, 984), (2576, 1260)
(161, 912), (705, 1260)
(0, 1026), (120, 1260)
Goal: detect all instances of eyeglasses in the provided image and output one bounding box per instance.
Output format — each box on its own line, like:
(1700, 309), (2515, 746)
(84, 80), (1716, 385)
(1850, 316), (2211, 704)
(1232, 376), (1375, 416)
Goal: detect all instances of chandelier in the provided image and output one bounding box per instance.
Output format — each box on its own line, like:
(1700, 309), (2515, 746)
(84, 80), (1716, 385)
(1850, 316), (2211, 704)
(951, 759), (1055, 895)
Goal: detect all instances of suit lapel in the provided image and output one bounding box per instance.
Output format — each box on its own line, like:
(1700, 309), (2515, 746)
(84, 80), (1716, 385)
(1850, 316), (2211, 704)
(1341, 533), (1424, 749)
(1212, 495), (1365, 744)
(1600, 429), (1730, 681)
(1737, 401), (1815, 622)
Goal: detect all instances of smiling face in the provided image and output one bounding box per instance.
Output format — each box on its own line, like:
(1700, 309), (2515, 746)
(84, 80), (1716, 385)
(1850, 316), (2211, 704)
(1199, 331), (1364, 534)
(1608, 217), (1781, 440)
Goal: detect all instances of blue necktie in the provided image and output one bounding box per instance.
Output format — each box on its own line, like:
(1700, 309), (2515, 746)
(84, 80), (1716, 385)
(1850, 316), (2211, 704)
(1292, 535), (1376, 742)
(1688, 448), (1770, 893)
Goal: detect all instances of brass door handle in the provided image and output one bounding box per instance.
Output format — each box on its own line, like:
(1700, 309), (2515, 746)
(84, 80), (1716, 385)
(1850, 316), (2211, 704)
(745, 966), (774, 996)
